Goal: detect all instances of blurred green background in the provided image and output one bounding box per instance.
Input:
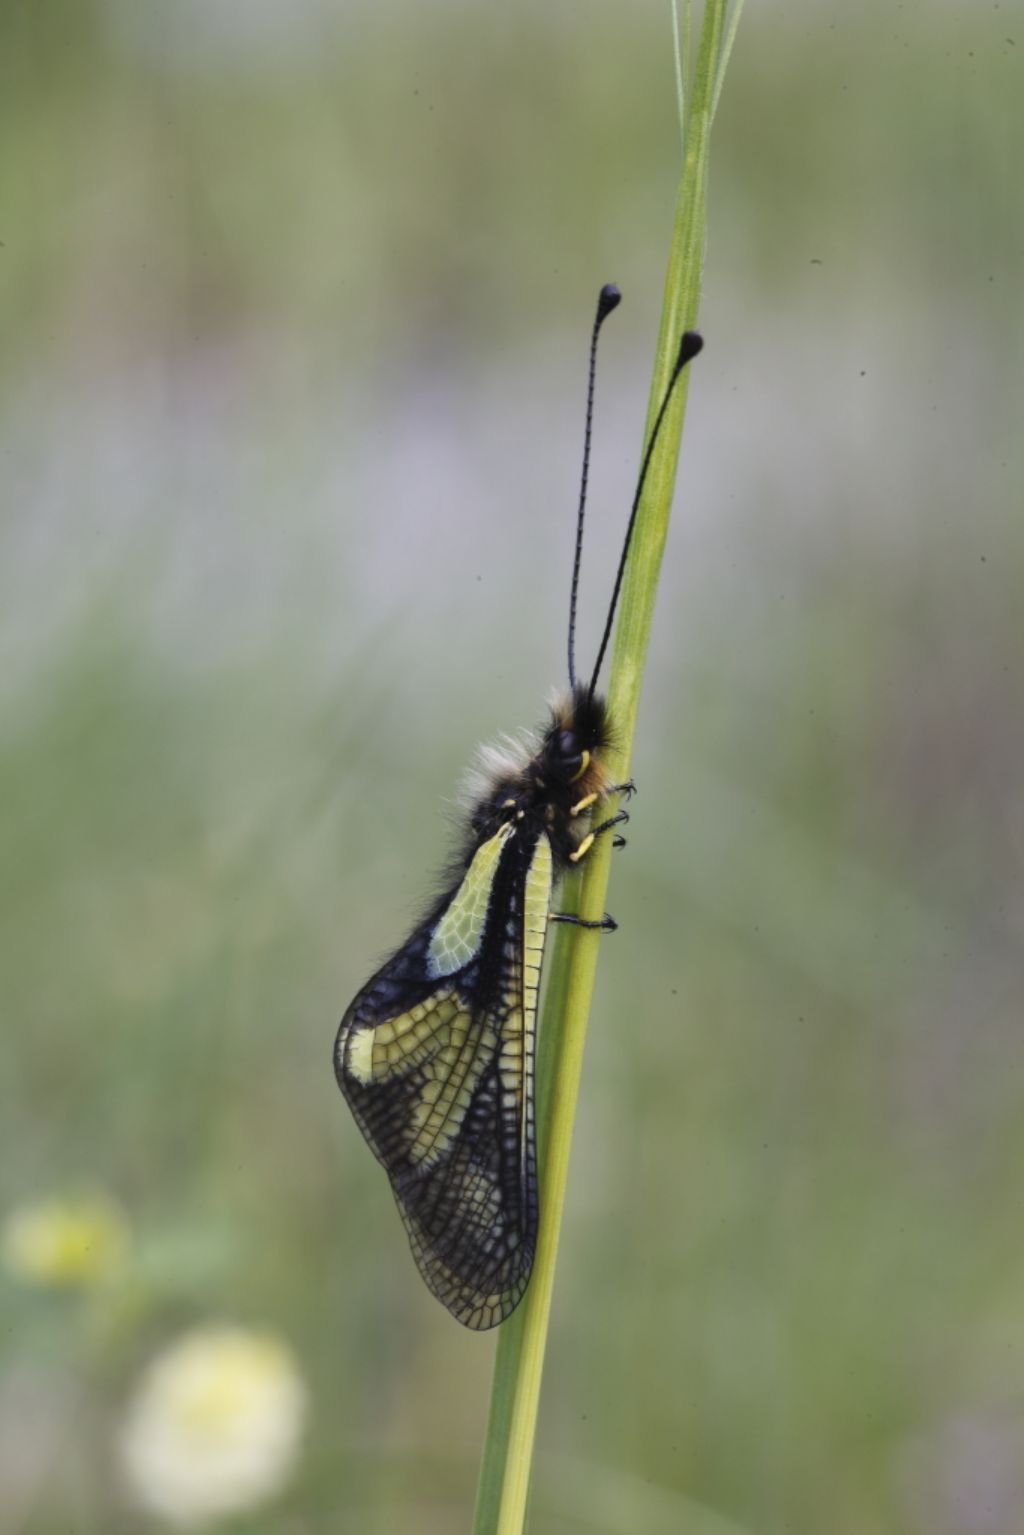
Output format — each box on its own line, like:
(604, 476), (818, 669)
(2, 1), (1022, 1531)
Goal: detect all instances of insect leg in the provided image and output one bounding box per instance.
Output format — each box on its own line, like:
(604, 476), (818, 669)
(550, 911), (618, 933)
(605, 778), (637, 800)
(590, 808), (629, 840)
(568, 807), (629, 864)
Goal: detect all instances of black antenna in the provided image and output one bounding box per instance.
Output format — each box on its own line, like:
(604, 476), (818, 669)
(587, 329), (703, 696)
(567, 282), (622, 691)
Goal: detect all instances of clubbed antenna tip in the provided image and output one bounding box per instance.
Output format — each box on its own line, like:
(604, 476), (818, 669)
(597, 283), (622, 321)
(678, 330), (703, 367)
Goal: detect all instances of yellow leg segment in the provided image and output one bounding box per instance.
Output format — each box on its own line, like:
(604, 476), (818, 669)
(567, 750), (591, 784)
(568, 832), (595, 864)
(569, 791), (599, 817)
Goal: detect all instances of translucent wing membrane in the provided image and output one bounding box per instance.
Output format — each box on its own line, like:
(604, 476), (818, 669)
(335, 828), (552, 1329)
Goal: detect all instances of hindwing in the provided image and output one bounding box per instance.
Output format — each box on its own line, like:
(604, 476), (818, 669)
(335, 826), (553, 1329)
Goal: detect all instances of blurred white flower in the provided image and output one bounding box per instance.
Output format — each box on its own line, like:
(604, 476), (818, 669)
(119, 1324), (307, 1526)
(2, 1191), (130, 1288)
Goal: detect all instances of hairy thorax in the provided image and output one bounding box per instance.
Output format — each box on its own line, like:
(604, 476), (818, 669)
(467, 687), (616, 868)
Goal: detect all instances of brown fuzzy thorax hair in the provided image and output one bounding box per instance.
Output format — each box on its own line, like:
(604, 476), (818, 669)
(463, 686), (615, 870)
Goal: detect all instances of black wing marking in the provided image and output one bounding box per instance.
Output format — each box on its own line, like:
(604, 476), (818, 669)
(334, 829), (551, 1329)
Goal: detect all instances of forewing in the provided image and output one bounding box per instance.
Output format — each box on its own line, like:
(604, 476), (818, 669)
(335, 829), (553, 1329)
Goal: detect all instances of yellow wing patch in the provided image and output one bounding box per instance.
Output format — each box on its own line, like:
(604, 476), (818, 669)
(522, 834), (552, 1027)
(346, 991), (463, 1085)
(427, 823), (513, 976)
(407, 1005), (497, 1168)
(344, 989), (496, 1169)
(489, 832), (552, 1120)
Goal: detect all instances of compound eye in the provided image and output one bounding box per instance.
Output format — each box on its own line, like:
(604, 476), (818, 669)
(558, 730), (577, 758)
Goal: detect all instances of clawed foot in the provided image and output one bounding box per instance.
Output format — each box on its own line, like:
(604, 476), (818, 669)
(550, 910), (618, 933)
(592, 808), (629, 840)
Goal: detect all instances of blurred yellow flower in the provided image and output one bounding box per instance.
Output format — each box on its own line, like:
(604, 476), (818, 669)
(2, 1191), (130, 1287)
(119, 1324), (307, 1526)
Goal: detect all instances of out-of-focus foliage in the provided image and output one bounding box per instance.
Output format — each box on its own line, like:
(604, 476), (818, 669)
(1, 2), (1021, 1531)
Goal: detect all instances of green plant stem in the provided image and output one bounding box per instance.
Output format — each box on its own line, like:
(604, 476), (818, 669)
(670, 0), (692, 147)
(711, 0), (747, 121)
(472, 6), (735, 1532)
